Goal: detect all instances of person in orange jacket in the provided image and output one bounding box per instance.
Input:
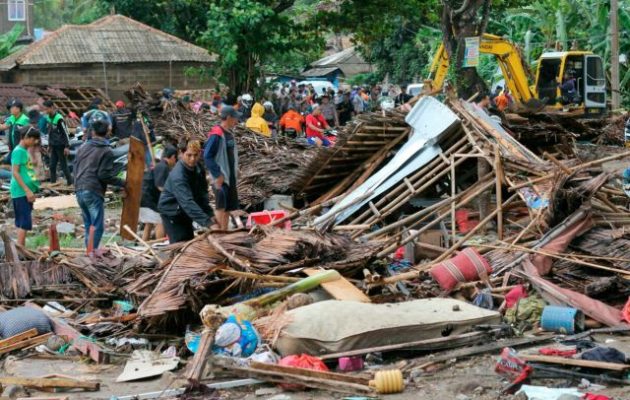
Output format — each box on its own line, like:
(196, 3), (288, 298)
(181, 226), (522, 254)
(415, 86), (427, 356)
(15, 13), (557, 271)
(279, 105), (305, 138)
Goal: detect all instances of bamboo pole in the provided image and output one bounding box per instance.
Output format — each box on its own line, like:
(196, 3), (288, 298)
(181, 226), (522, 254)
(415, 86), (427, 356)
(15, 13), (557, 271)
(450, 154), (456, 244)
(509, 150), (630, 191)
(374, 193), (518, 285)
(374, 178), (496, 257)
(123, 225), (163, 264)
(495, 146), (504, 240)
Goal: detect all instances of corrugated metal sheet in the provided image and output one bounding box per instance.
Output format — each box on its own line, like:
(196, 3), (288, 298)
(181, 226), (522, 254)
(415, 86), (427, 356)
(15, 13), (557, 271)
(314, 97), (460, 226)
(0, 15), (215, 71)
(301, 67), (340, 77)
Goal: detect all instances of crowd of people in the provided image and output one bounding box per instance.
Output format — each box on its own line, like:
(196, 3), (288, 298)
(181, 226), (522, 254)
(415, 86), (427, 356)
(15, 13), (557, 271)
(0, 79), (418, 250)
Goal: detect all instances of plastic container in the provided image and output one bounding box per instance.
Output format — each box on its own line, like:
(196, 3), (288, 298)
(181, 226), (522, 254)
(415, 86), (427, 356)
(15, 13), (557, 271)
(540, 306), (584, 334)
(264, 194), (294, 211)
(247, 210), (291, 230)
(430, 247), (492, 291)
(369, 370), (404, 394)
(338, 356), (364, 372)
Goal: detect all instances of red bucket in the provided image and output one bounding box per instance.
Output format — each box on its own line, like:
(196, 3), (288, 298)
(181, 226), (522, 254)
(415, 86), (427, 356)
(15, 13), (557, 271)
(430, 247), (492, 291)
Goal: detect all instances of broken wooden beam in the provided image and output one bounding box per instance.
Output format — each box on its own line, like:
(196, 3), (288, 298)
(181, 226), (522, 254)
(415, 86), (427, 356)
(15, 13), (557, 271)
(0, 376), (99, 391)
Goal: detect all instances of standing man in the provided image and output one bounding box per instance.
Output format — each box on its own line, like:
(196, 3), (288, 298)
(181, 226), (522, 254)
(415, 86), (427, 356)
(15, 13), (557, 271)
(81, 98), (112, 140)
(396, 87), (412, 105)
(158, 140), (213, 243)
(11, 126), (41, 247)
(319, 95), (338, 128)
(140, 145), (178, 241)
(111, 101), (133, 140)
(74, 121), (125, 250)
(42, 100), (73, 185)
(204, 106), (240, 231)
(337, 91), (353, 126)
(0, 99), (30, 160)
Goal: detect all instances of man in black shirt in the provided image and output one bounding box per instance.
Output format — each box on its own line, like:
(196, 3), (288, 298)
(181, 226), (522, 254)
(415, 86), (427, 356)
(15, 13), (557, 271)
(140, 145), (177, 241)
(337, 92), (353, 126)
(111, 101), (133, 140)
(42, 100), (72, 185)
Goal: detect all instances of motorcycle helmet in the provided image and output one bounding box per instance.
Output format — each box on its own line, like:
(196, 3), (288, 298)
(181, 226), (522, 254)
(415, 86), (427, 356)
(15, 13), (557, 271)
(263, 101), (274, 110)
(6, 98), (23, 111)
(241, 94), (253, 108)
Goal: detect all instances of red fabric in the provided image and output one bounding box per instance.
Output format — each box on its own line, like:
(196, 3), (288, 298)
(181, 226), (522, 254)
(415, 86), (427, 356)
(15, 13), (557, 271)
(430, 248), (492, 291)
(305, 114), (327, 140)
(583, 394), (612, 400)
(208, 125), (224, 138)
(279, 354), (329, 390)
(531, 216), (593, 276)
(538, 347), (577, 357)
(505, 285), (528, 309)
(622, 297), (630, 323)
(523, 259), (623, 327)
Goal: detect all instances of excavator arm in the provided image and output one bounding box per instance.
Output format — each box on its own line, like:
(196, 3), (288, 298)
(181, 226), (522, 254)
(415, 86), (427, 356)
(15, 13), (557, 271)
(427, 34), (540, 108)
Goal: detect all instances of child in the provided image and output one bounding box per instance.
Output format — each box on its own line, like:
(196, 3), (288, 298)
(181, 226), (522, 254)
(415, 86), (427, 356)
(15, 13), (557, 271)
(10, 126), (41, 246)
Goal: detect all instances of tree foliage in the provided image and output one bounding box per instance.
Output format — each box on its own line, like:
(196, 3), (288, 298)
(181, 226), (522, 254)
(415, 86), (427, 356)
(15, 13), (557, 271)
(34, 0), (108, 31)
(0, 25), (26, 59)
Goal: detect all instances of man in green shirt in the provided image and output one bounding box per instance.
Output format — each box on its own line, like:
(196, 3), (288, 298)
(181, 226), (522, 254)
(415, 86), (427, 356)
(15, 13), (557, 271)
(10, 126), (41, 246)
(0, 99), (30, 160)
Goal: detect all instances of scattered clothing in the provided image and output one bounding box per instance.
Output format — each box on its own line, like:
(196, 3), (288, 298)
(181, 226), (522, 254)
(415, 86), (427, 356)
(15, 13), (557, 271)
(245, 103), (271, 137)
(581, 346), (628, 364)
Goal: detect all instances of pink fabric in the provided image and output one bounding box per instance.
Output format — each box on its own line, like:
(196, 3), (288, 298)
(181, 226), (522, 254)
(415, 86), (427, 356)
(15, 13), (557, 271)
(531, 216), (593, 276)
(523, 259), (623, 327)
(505, 285), (528, 309)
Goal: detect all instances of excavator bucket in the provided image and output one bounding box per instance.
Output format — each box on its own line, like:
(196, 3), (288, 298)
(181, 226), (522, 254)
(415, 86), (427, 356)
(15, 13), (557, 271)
(510, 98), (548, 114)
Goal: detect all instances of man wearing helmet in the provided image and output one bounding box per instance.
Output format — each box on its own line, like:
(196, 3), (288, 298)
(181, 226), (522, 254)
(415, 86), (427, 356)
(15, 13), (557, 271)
(239, 94), (254, 122)
(0, 99), (30, 160)
(81, 98), (112, 140)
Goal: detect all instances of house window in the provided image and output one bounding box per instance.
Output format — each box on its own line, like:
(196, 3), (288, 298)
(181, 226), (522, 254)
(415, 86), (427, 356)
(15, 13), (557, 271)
(8, 0), (26, 22)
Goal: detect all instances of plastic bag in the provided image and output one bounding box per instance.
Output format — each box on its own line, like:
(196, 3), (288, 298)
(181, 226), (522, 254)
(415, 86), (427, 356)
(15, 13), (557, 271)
(278, 354), (329, 390)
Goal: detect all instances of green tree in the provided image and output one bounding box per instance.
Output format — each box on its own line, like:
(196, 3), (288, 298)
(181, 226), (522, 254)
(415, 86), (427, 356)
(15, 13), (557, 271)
(34, 0), (108, 31)
(200, 0), (324, 94)
(0, 25), (26, 59)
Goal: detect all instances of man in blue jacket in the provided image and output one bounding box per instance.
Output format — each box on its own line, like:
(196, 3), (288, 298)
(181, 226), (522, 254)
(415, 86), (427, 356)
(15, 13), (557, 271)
(204, 106), (240, 230)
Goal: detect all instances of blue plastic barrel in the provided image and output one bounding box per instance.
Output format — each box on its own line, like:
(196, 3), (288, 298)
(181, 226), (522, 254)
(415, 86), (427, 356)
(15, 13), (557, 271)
(540, 306), (584, 334)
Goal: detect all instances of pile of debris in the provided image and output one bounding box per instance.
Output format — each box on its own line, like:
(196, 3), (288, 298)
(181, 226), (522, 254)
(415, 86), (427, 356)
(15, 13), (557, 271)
(1, 92), (630, 399)
(127, 84), (321, 208)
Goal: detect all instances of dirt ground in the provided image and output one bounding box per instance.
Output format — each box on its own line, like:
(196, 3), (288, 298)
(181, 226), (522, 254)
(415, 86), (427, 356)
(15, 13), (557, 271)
(3, 333), (630, 400)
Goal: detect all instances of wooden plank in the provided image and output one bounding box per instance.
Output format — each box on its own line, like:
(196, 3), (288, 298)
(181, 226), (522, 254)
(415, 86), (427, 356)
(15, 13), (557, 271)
(120, 137), (146, 240)
(186, 330), (214, 381)
(0, 333), (52, 355)
(0, 328), (37, 349)
(250, 361), (369, 385)
(520, 354), (630, 371)
(34, 195), (79, 211)
(25, 303), (107, 363)
(0, 377), (99, 391)
(303, 268), (371, 303)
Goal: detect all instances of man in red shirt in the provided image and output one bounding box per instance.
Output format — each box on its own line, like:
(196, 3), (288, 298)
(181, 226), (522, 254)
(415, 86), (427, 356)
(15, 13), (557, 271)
(305, 106), (331, 147)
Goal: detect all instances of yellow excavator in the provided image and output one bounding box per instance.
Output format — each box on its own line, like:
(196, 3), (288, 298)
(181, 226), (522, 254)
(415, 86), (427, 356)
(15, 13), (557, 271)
(426, 33), (607, 116)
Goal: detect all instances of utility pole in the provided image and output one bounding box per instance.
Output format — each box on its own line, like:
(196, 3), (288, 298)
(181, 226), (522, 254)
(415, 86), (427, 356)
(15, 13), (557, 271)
(610, 0), (620, 110)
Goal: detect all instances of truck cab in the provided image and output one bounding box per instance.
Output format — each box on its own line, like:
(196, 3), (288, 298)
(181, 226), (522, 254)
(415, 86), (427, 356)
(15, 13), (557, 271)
(534, 52), (607, 116)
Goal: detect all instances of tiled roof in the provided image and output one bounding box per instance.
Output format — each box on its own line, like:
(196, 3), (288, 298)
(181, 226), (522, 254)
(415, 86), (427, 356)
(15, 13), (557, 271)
(0, 15), (215, 71)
